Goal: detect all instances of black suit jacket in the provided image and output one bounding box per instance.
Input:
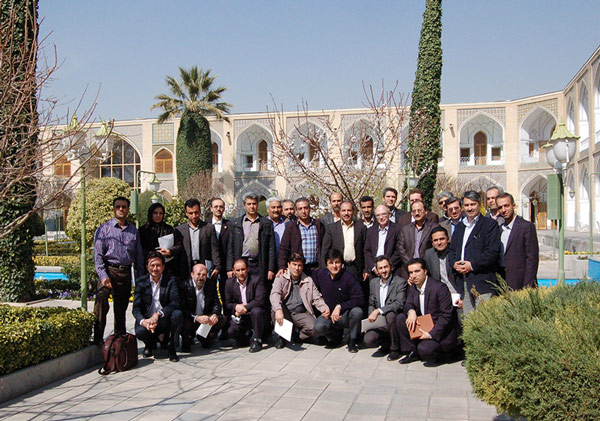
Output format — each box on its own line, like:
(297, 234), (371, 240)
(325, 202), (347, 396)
(227, 214), (276, 280)
(209, 218), (231, 282)
(224, 273), (266, 314)
(172, 222), (221, 280)
(403, 277), (459, 351)
(278, 219), (325, 269)
(364, 222), (403, 274)
(320, 220), (367, 273)
(178, 277), (222, 322)
(397, 211), (439, 227)
(132, 272), (180, 324)
(390, 207), (407, 224)
(424, 247), (459, 294)
(499, 216), (539, 290)
(319, 212), (337, 226)
(398, 220), (438, 278)
(448, 215), (501, 296)
(368, 275), (407, 314)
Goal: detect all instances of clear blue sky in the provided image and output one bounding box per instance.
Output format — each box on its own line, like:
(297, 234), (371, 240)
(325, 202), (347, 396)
(39, 1), (600, 122)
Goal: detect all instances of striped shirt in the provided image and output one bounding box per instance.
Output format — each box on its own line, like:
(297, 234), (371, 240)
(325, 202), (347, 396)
(94, 218), (144, 281)
(299, 219), (318, 264)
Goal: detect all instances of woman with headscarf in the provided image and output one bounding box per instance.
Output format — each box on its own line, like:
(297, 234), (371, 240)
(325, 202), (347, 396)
(139, 203), (176, 274)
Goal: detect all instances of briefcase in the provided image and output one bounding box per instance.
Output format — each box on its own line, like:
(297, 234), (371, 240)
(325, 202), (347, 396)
(409, 314), (434, 340)
(98, 332), (138, 375)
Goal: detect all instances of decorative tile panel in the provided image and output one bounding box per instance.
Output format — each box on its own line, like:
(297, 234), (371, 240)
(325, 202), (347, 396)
(457, 107), (505, 128)
(517, 99), (558, 124)
(234, 118), (274, 134)
(152, 123), (174, 144)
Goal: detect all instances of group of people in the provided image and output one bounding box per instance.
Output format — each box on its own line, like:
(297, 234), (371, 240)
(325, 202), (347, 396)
(93, 184), (539, 364)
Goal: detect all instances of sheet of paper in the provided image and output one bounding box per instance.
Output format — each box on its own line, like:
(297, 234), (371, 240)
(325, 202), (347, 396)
(274, 318), (293, 342)
(196, 323), (212, 338)
(158, 234), (174, 262)
(361, 316), (386, 333)
(451, 293), (461, 307)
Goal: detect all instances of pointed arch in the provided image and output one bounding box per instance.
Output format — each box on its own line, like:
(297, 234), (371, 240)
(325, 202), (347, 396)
(211, 130), (222, 172)
(458, 112), (504, 166)
(235, 180), (273, 211)
(519, 106), (557, 163)
(519, 174), (548, 227)
(566, 99), (575, 133)
(578, 165), (590, 230)
(579, 82), (590, 149)
(565, 170), (576, 229)
(289, 121), (328, 167)
(343, 118), (382, 168)
(96, 134), (141, 188)
(154, 147), (173, 174)
(236, 124), (273, 172)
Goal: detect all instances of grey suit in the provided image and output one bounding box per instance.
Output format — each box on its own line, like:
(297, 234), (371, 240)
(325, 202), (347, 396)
(319, 212), (337, 226)
(398, 220), (437, 279)
(424, 247), (458, 295)
(364, 275), (407, 351)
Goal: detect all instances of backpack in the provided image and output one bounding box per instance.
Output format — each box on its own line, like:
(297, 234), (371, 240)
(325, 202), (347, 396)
(98, 332), (138, 375)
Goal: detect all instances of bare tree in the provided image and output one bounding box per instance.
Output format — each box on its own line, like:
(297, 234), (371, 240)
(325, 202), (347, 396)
(268, 83), (430, 209)
(178, 170), (225, 217)
(0, 4), (110, 239)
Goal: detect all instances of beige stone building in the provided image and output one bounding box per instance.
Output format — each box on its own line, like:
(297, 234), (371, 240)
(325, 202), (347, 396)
(54, 45), (600, 234)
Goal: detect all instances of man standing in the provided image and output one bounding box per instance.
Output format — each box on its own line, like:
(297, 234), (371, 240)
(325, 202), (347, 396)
(313, 249), (364, 353)
(364, 205), (403, 277)
(437, 191), (453, 218)
(398, 200), (437, 279)
(440, 197), (463, 237)
(282, 199), (297, 223)
(227, 192), (276, 287)
(133, 251), (182, 362)
(93, 196), (144, 344)
(270, 253), (330, 349)
(208, 197), (230, 304)
(365, 256), (406, 361)
(486, 186), (505, 225)
(359, 196), (375, 228)
(320, 201), (367, 283)
(277, 198), (325, 277)
(179, 263), (226, 352)
(172, 198), (220, 281)
(496, 193), (539, 290)
(224, 258), (268, 352)
(382, 187), (406, 223)
(424, 226), (461, 307)
(319, 192), (343, 225)
(266, 197), (286, 256)
(397, 259), (460, 365)
(397, 188), (439, 226)
(448, 191), (501, 313)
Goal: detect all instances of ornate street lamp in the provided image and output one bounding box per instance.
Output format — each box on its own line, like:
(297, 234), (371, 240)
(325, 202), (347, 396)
(131, 171), (161, 227)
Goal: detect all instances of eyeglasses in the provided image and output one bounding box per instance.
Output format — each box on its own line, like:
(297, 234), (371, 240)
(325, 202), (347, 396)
(438, 200), (447, 205)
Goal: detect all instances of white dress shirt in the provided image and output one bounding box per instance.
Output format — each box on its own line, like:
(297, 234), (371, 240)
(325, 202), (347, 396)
(212, 217), (222, 239)
(416, 278), (428, 315)
(376, 224), (389, 257)
(501, 217), (515, 254)
(460, 215), (479, 261)
(378, 278), (389, 314)
(194, 282), (205, 317)
(237, 279), (248, 305)
(149, 277), (163, 316)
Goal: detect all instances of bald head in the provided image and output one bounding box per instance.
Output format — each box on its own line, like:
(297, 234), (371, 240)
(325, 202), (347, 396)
(375, 205), (390, 228)
(191, 263), (209, 290)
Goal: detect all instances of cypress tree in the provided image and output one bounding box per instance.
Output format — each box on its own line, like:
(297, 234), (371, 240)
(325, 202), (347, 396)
(408, 0), (443, 209)
(176, 111), (212, 187)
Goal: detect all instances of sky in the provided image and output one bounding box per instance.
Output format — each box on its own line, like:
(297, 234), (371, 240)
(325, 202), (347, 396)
(38, 1), (600, 123)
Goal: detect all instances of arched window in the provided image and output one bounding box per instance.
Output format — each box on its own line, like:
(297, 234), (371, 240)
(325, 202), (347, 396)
(258, 140), (268, 171)
(155, 149), (173, 174)
(474, 131), (487, 165)
(236, 124), (273, 172)
(211, 142), (219, 171)
(361, 136), (374, 161)
(97, 137), (141, 187)
(54, 155), (71, 177)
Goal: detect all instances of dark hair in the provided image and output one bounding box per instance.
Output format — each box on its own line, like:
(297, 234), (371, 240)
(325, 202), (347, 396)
(295, 197), (310, 208)
(113, 196), (130, 207)
(146, 203), (166, 225)
(288, 253), (306, 265)
(446, 196), (461, 207)
(406, 257), (427, 272)
(375, 255), (391, 267)
(496, 192), (515, 204)
(243, 192), (259, 202)
(282, 199), (294, 207)
(408, 188), (424, 198)
(462, 190), (481, 203)
(382, 187), (398, 197)
(211, 197), (225, 207)
(410, 199), (425, 211)
(184, 198), (201, 210)
(233, 258), (248, 268)
(340, 200), (354, 210)
(324, 248), (344, 263)
(147, 250), (165, 265)
(360, 196), (374, 206)
(430, 225), (449, 239)
(486, 186), (504, 195)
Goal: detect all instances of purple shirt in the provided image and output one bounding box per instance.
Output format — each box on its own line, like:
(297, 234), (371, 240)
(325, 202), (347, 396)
(94, 218), (144, 280)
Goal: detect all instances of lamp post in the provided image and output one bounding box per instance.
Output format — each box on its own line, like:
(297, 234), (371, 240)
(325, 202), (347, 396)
(65, 117), (113, 310)
(590, 172), (600, 257)
(545, 123), (578, 285)
(131, 170), (161, 228)
(405, 169), (419, 210)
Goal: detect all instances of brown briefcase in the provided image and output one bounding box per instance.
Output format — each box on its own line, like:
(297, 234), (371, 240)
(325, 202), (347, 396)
(409, 314), (434, 340)
(98, 332), (138, 375)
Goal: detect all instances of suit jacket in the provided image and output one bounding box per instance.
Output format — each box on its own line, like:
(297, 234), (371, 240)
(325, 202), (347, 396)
(227, 214), (276, 280)
(209, 218), (231, 282)
(397, 211), (439, 227)
(132, 272), (180, 324)
(172, 222), (221, 280)
(364, 222), (403, 274)
(390, 207), (407, 224)
(398, 220), (437, 278)
(320, 220), (367, 273)
(319, 212), (338, 226)
(424, 247), (459, 294)
(278, 219), (325, 269)
(178, 277), (222, 322)
(270, 271), (329, 317)
(448, 215), (501, 296)
(224, 273), (266, 315)
(367, 275), (407, 315)
(403, 277), (459, 351)
(499, 216), (539, 290)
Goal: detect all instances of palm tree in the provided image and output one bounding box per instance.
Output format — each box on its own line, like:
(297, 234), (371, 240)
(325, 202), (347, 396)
(151, 66), (232, 189)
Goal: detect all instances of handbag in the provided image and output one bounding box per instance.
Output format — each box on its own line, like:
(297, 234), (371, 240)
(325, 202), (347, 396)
(98, 332), (138, 375)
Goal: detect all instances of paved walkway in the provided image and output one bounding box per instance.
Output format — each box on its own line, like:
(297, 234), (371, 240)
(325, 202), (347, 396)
(0, 303), (504, 421)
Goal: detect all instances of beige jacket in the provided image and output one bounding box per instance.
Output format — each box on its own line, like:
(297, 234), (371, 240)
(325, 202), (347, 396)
(270, 271), (329, 317)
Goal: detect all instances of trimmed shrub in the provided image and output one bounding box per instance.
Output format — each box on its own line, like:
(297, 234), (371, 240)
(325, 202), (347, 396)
(164, 196), (186, 228)
(0, 305), (95, 375)
(33, 241), (78, 256)
(462, 282), (600, 420)
(33, 255), (79, 267)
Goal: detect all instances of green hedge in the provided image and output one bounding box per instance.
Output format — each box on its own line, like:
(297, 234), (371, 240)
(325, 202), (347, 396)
(33, 255), (79, 267)
(463, 282), (600, 420)
(0, 305), (95, 375)
(33, 241), (78, 256)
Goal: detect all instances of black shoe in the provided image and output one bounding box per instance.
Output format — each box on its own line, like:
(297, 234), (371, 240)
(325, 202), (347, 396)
(275, 336), (286, 349)
(181, 344), (191, 353)
(249, 340), (262, 353)
(143, 347), (153, 358)
(371, 347), (390, 358)
(347, 340), (359, 353)
(461, 360), (466, 367)
(399, 351), (420, 365)
(325, 338), (340, 349)
(200, 339), (214, 349)
(313, 336), (328, 346)
(387, 350), (401, 361)
(169, 349), (179, 362)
